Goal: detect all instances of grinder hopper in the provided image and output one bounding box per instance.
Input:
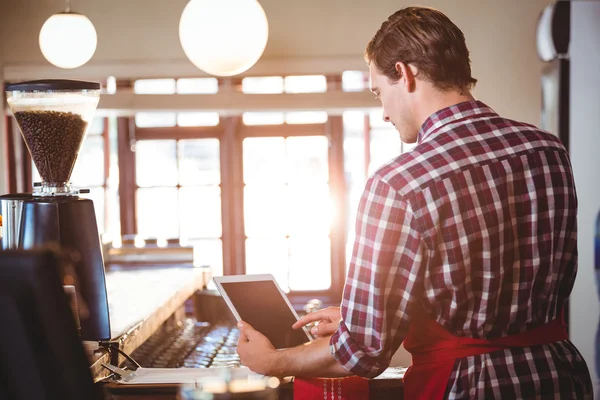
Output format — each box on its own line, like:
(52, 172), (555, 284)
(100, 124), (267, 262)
(5, 79), (101, 195)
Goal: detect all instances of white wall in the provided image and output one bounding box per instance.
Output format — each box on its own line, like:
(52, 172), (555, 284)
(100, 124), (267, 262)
(569, 0), (600, 394)
(0, 0), (547, 126)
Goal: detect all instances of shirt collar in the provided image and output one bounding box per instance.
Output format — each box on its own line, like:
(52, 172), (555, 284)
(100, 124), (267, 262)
(417, 100), (497, 143)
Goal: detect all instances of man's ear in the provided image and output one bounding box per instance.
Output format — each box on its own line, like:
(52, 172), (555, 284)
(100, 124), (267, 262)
(395, 62), (417, 92)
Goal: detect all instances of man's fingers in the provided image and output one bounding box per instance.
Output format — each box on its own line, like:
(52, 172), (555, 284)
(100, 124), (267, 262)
(237, 333), (248, 345)
(237, 320), (255, 340)
(293, 309), (330, 329)
(310, 321), (337, 337)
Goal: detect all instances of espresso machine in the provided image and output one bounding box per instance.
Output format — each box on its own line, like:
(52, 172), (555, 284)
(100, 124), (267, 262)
(0, 80), (110, 341)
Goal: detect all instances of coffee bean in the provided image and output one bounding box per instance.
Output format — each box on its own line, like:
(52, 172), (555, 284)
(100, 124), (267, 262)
(13, 110), (89, 183)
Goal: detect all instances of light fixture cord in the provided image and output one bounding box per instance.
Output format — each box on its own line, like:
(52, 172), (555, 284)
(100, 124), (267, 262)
(65, 0), (71, 13)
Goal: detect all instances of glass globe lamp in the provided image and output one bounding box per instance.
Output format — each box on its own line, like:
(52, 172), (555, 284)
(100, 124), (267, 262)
(39, 12), (97, 69)
(179, 0), (269, 76)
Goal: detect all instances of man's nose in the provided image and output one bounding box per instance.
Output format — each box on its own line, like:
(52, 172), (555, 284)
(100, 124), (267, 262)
(382, 113), (390, 122)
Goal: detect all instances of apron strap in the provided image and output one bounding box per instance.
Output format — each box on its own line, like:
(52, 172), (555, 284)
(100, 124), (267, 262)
(402, 306), (568, 400)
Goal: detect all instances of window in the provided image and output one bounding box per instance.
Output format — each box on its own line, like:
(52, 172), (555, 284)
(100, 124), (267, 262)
(112, 73), (391, 304)
(134, 79), (176, 94)
(284, 75), (327, 93)
(105, 76), (117, 94)
(135, 112), (177, 128)
(243, 136), (332, 291)
(242, 111), (328, 126)
(134, 138), (223, 277)
(136, 140), (178, 187)
(136, 112), (220, 128)
(241, 75), (328, 94)
(285, 111), (328, 124)
(177, 78), (219, 94)
(177, 112), (220, 127)
(242, 77), (284, 94)
(243, 112), (285, 125)
(342, 71), (367, 92)
(342, 111), (366, 272)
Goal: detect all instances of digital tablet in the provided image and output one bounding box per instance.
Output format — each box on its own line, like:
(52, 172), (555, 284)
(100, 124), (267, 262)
(212, 274), (312, 349)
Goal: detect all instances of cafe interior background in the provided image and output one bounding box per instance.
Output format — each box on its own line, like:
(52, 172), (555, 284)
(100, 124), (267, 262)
(0, 0), (599, 393)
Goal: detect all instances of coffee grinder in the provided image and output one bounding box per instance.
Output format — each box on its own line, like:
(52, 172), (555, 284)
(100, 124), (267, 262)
(0, 80), (110, 340)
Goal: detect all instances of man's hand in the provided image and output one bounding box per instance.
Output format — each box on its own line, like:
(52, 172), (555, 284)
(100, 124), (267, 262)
(236, 321), (278, 375)
(292, 306), (341, 337)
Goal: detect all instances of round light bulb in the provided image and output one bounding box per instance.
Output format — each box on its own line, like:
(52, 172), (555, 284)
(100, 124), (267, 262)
(179, 0), (269, 76)
(39, 12), (97, 69)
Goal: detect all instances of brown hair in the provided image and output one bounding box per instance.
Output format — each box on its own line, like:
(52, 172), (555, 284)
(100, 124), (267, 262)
(365, 6), (477, 93)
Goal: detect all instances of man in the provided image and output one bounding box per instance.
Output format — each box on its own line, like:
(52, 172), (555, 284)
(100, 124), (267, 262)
(236, 6), (592, 399)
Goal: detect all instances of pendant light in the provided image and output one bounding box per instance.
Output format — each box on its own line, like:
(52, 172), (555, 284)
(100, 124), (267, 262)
(179, 0), (269, 77)
(39, 0), (97, 69)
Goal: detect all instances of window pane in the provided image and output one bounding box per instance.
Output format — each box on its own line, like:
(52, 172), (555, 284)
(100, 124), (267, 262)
(245, 238), (290, 291)
(284, 75), (327, 93)
(241, 76), (284, 94)
(244, 185), (287, 237)
(105, 76), (117, 94)
(343, 111), (365, 138)
(137, 188), (179, 238)
(88, 117), (105, 135)
(80, 187), (105, 233)
(343, 137), (366, 186)
(289, 238), (331, 290)
(288, 184), (333, 237)
(191, 239), (223, 289)
(134, 79), (176, 94)
(177, 112), (219, 127)
(242, 112), (285, 126)
(284, 111), (328, 124)
(177, 78), (218, 94)
(345, 183), (364, 271)
(342, 71), (366, 92)
(343, 111), (367, 191)
(180, 186), (222, 239)
(369, 128), (401, 174)
(135, 112), (177, 128)
(286, 136), (328, 183)
(136, 140), (178, 186)
(105, 183), (121, 240)
(71, 135), (104, 187)
(243, 137), (286, 184)
(179, 139), (220, 185)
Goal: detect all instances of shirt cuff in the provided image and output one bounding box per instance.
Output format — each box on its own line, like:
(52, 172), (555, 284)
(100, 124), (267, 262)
(329, 320), (388, 378)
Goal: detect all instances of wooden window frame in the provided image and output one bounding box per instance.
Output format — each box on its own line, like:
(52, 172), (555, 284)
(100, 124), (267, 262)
(114, 75), (367, 309)
(118, 117), (347, 307)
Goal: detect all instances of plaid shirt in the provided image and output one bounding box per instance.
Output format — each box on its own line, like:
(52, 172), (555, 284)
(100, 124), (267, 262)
(330, 101), (592, 399)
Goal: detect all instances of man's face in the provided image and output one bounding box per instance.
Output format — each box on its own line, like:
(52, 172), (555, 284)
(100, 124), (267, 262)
(369, 63), (418, 144)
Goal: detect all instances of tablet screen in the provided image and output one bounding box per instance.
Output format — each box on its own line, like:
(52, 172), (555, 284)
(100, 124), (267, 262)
(219, 280), (310, 349)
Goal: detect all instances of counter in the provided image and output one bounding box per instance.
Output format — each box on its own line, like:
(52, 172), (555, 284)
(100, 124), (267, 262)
(91, 266), (405, 399)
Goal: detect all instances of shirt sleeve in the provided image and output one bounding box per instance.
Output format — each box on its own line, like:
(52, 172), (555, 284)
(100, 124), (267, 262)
(330, 174), (426, 378)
